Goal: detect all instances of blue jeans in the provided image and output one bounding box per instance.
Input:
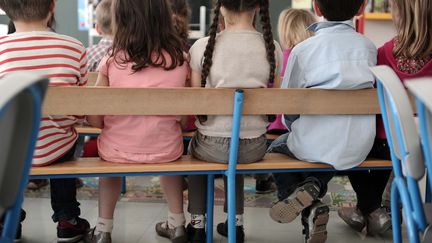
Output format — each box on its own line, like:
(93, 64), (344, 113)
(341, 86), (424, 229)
(268, 133), (335, 200)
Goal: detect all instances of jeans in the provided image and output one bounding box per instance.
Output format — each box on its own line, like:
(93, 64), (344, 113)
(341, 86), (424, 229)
(50, 145), (81, 222)
(347, 139), (392, 215)
(268, 133), (335, 200)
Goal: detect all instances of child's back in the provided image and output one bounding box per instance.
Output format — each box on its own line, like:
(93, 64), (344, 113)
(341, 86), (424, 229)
(282, 21), (377, 170)
(0, 31), (88, 166)
(191, 30), (282, 138)
(97, 52), (188, 163)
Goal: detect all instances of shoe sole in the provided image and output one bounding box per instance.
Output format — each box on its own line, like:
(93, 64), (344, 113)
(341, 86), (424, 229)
(255, 189), (276, 194)
(367, 220), (392, 236)
(270, 184), (319, 223)
(57, 235), (83, 243)
(307, 205), (329, 243)
(172, 235), (188, 243)
(337, 210), (365, 232)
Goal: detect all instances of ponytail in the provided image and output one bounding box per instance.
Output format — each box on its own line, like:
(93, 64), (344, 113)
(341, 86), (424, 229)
(259, 0), (276, 84)
(201, 1), (222, 87)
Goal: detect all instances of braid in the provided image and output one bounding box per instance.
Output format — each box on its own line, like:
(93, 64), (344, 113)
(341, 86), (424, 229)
(259, 0), (276, 84)
(200, 1), (221, 87)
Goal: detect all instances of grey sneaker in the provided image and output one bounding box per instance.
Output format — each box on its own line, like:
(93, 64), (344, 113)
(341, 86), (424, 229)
(302, 201), (329, 243)
(270, 182), (320, 223)
(155, 222), (188, 243)
(84, 228), (112, 243)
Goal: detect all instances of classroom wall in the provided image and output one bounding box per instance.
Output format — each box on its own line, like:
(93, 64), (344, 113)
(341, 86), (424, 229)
(1, 0), (291, 47)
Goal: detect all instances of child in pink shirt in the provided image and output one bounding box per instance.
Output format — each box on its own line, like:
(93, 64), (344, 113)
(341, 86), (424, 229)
(86, 0), (189, 242)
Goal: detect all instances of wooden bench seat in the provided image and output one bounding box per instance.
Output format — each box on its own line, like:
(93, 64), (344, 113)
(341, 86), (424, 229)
(30, 154), (391, 177)
(75, 126), (280, 140)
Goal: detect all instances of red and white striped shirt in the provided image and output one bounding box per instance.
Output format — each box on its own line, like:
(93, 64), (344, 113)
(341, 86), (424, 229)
(0, 31), (88, 166)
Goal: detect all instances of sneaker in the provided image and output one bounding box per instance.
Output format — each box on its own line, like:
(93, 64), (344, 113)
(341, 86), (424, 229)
(255, 176), (276, 194)
(0, 222), (22, 242)
(57, 217), (90, 242)
(186, 224), (206, 243)
(302, 202), (329, 243)
(216, 221), (245, 243)
(270, 182), (320, 223)
(337, 207), (365, 232)
(84, 228), (111, 243)
(366, 207), (391, 236)
(155, 221), (188, 243)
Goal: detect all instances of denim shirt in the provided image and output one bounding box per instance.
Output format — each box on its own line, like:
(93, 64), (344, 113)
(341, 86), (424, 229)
(281, 20), (377, 170)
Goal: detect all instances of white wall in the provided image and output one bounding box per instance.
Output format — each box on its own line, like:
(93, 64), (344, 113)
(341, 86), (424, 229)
(364, 20), (396, 47)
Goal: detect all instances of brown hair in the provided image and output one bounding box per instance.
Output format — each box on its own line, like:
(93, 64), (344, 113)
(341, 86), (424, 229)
(0, 0), (52, 21)
(169, 0), (191, 48)
(391, 0), (432, 59)
(200, 0), (276, 87)
(278, 9), (315, 50)
(96, 0), (113, 36)
(110, 0), (186, 72)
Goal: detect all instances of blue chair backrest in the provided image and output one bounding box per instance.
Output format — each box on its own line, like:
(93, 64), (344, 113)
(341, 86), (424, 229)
(371, 66), (427, 231)
(0, 74), (48, 242)
(406, 78), (432, 193)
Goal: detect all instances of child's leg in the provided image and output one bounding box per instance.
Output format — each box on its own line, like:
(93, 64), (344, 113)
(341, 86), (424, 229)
(160, 175), (186, 227)
(96, 177), (122, 234)
(223, 174), (244, 217)
(187, 175), (207, 228)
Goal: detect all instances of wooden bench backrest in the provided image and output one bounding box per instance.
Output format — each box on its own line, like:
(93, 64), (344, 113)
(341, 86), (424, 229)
(43, 87), (380, 116)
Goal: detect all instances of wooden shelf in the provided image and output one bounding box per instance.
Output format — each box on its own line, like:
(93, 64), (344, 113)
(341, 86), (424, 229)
(364, 13), (392, 21)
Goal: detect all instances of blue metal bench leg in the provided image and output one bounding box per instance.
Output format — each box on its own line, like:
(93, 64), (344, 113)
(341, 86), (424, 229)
(227, 90), (244, 243)
(121, 177), (126, 194)
(206, 174), (215, 243)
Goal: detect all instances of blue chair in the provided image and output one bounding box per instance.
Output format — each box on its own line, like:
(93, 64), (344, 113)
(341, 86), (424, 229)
(371, 66), (429, 242)
(0, 74), (48, 243)
(407, 79), (432, 241)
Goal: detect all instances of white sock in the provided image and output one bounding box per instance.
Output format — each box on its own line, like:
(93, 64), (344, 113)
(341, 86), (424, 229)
(95, 217), (114, 233)
(167, 212), (186, 229)
(236, 214), (243, 226)
(191, 214), (205, 229)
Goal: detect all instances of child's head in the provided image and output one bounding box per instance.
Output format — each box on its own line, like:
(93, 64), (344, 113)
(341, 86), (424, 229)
(313, 0), (365, 21)
(277, 9), (315, 50)
(95, 0), (113, 37)
(201, 0), (276, 86)
(0, 0), (54, 22)
(110, 0), (185, 72)
(168, 0), (191, 46)
(390, 0), (432, 59)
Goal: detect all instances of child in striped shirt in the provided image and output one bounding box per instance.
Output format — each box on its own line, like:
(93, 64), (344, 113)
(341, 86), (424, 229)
(0, 0), (90, 242)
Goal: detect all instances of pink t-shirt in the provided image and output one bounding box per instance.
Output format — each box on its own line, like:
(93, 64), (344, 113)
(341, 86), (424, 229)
(376, 38), (432, 139)
(97, 53), (188, 163)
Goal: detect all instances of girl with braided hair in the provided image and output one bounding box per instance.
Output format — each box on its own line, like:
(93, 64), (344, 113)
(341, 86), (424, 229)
(186, 0), (282, 242)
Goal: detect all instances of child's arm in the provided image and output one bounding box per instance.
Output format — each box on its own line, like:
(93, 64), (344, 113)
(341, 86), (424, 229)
(281, 52), (303, 127)
(190, 70), (202, 88)
(86, 74), (109, 128)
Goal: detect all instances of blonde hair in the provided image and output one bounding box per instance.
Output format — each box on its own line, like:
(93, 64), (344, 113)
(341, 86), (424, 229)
(96, 0), (113, 36)
(391, 0), (432, 59)
(277, 9), (316, 50)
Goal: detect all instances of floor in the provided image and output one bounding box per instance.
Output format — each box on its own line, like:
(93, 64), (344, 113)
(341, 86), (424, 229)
(20, 198), (399, 243)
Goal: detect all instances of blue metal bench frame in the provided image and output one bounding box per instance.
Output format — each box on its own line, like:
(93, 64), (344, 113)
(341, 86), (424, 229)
(29, 89), (392, 243)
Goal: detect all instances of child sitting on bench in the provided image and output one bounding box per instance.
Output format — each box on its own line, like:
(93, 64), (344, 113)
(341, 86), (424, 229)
(268, 0), (377, 242)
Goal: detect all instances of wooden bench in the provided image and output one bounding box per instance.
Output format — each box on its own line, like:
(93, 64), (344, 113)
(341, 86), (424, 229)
(30, 87), (392, 243)
(33, 87), (389, 176)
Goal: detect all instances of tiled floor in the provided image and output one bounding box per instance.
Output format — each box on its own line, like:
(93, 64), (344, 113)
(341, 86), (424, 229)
(20, 198), (398, 243)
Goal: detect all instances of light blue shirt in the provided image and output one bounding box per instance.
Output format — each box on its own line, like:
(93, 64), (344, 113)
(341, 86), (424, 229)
(281, 20), (377, 170)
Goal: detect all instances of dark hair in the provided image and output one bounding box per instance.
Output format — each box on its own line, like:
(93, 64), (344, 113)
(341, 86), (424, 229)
(315, 0), (364, 21)
(0, 0), (52, 21)
(201, 0), (276, 87)
(111, 0), (186, 72)
(169, 0), (191, 49)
